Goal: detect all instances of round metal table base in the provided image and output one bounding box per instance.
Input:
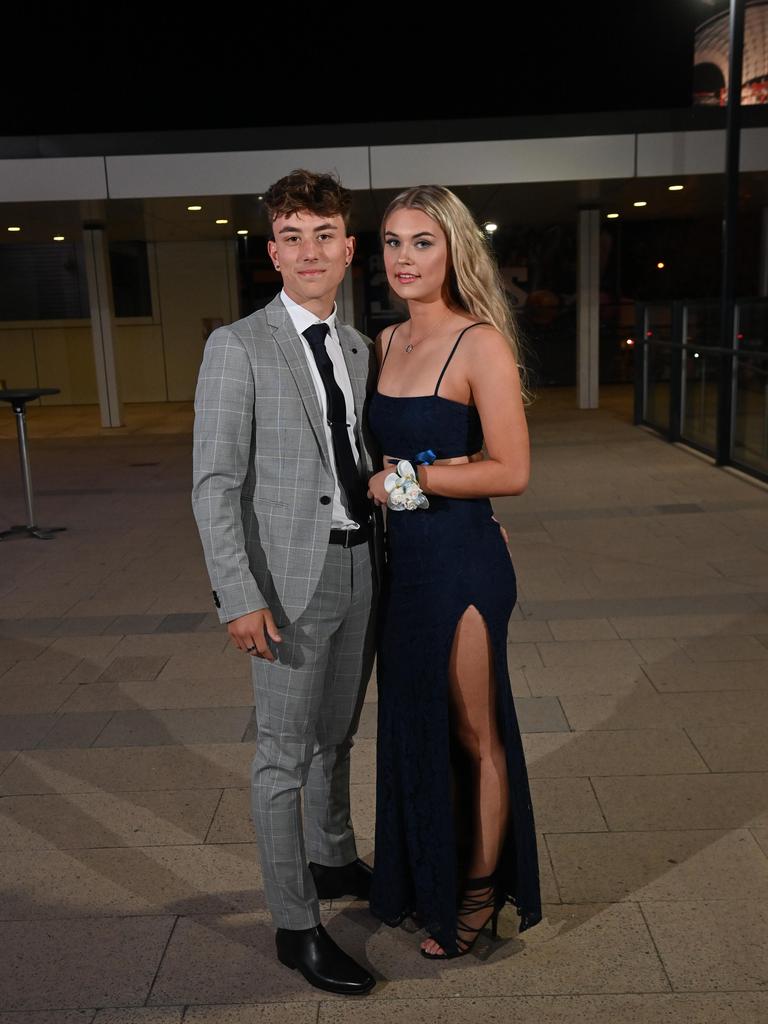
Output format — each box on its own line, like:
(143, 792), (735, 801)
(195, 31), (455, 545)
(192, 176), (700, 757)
(0, 524), (67, 541)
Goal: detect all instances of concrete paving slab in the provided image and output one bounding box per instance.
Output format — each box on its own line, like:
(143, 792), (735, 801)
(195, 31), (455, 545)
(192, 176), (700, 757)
(547, 619), (619, 641)
(523, 729), (707, 777)
(677, 635), (768, 662)
(506, 621), (554, 642)
(642, 899), (768, 991)
(0, 916), (175, 1010)
(547, 829), (768, 903)
(0, 715), (59, 751)
(109, 635), (230, 656)
(0, 680), (78, 715)
(506, 643), (544, 670)
(559, 689), (768, 732)
(536, 639), (643, 668)
(93, 1010), (183, 1024)
(684, 724), (768, 772)
(205, 789), (252, 845)
(185, 1007), (317, 1024)
(1, 653), (81, 684)
(0, 637), (55, 661)
(644, 661), (768, 692)
(516, 697), (570, 733)
(93, 709), (252, 748)
(59, 677), (254, 713)
(0, 744), (253, 795)
(0, 843), (264, 919)
(0, 1012), (95, 1024)
(316, 992), (768, 1024)
(35, 712), (113, 749)
(592, 773), (768, 830)
(529, 778), (607, 833)
(156, 654), (248, 681)
(524, 665), (654, 697)
(97, 656), (170, 683)
(611, 611), (768, 638)
(0, 788), (221, 849)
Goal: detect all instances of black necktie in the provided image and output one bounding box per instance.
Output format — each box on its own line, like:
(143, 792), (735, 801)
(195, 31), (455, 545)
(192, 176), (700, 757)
(303, 322), (368, 526)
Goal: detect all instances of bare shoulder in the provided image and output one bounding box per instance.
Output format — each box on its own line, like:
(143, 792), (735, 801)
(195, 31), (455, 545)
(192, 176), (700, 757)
(461, 323), (518, 371)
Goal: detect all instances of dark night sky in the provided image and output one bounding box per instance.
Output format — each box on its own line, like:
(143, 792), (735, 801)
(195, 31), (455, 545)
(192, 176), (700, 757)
(3, 1), (727, 136)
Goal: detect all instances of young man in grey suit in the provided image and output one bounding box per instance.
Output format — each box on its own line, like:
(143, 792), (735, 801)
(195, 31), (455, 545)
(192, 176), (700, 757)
(192, 169), (381, 996)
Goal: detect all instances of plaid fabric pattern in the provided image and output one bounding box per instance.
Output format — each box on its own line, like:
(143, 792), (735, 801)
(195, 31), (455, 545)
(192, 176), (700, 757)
(192, 293), (382, 625)
(250, 540), (376, 928)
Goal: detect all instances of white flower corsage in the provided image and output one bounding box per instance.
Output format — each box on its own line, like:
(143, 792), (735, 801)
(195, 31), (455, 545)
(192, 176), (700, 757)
(383, 459), (429, 511)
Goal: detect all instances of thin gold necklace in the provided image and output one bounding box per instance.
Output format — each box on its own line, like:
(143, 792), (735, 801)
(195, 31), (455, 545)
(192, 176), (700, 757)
(404, 311), (454, 353)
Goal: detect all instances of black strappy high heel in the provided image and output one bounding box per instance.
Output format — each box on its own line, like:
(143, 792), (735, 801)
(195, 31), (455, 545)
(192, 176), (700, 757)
(420, 874), (501, 960)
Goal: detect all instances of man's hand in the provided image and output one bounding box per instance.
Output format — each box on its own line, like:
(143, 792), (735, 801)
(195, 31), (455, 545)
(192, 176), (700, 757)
(227, 609), (283, 662)
(491, 514), (513, 562)
(367, 469), (391, 506)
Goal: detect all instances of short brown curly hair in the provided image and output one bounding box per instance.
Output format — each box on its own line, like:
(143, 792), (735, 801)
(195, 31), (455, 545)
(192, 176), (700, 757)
(262, 169), (353, 234)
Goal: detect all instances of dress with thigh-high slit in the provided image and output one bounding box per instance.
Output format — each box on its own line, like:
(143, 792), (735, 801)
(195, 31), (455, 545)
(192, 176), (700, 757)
(367, 322), (542, 955)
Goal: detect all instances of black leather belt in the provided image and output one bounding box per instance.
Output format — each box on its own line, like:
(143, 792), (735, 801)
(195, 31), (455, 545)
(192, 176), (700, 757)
(329, 526), (369, 547)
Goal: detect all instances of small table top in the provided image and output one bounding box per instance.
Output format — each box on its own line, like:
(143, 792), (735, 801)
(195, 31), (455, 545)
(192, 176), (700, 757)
(0, 388), (61, 411)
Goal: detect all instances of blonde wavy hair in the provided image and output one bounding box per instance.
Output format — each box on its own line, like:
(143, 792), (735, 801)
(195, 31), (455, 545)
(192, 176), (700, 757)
(380, 184), (532, 404)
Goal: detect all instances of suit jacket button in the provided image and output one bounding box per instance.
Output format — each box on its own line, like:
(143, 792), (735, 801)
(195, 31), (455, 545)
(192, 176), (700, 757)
(320, 495), (331, 505)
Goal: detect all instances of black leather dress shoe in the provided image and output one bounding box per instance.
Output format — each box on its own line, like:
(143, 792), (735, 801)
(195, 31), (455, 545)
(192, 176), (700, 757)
(275, 924), (375, 995)
(308, 858), (373, 900)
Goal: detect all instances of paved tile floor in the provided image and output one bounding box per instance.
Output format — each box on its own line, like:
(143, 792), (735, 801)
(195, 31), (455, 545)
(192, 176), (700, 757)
(1, 386), (768, 1022)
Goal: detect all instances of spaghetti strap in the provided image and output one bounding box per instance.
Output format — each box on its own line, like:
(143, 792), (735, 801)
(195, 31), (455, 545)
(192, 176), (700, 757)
(434, 322), (492, 396)
(378, 323), (401, 378)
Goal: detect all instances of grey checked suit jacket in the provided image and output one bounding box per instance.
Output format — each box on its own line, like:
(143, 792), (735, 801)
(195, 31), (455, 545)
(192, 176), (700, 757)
(192, 293), (383, 627)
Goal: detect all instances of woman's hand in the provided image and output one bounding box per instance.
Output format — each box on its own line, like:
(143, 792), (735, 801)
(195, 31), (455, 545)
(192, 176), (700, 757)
(367, 468), (391, 506)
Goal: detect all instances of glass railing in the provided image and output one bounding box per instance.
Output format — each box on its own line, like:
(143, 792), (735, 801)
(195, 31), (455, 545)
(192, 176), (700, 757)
(681, 301), (720, 451)
(636, 297), (768, 484)
(733, 300), (768, 476)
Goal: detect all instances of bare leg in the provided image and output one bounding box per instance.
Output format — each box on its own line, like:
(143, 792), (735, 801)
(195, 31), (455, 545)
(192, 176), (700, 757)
(421, 605), (509, 955)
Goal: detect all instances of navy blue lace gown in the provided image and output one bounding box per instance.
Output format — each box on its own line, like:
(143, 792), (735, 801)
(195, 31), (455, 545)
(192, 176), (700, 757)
(367, 323), (542, 955)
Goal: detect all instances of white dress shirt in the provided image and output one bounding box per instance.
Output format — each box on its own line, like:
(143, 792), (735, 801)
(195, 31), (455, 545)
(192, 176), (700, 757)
(280, 289), (362, 531)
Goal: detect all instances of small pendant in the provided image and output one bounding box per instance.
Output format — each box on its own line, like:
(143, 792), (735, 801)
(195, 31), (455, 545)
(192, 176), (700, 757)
(405, 344), (413, 353)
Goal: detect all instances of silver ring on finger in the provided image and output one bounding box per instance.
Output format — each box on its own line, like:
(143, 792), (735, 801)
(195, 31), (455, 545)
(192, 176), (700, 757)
(245, 644), (258, 653)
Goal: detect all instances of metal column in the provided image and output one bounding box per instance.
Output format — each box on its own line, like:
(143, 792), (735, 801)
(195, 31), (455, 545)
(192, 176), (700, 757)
(716, 0), (746, 464)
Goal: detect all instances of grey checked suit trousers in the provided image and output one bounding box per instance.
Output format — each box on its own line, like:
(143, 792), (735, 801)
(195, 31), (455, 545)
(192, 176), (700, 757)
(191, 294), (382, 928)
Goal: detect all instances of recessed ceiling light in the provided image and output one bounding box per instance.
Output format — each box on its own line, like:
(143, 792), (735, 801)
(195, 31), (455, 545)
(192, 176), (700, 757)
(53, 235), (65, 241)
(606, 212), (619, 219)
(484, 222), (498, 233)
(7, 226), (21, 232)
(633, 201), (647, 207)
(668, 184), (684, 191)
(215, 219), (229, 225)
(237, 229), (248, 235)
(657, 261), (665, 269)
(187, 204), (202, 212)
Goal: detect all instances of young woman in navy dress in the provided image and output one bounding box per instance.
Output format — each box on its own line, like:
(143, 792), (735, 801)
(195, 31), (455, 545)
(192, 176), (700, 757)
(366, 185), (541, 959)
